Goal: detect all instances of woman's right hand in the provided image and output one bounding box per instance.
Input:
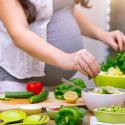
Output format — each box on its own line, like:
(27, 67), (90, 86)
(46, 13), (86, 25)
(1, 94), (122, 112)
(61, 49), (100, 78)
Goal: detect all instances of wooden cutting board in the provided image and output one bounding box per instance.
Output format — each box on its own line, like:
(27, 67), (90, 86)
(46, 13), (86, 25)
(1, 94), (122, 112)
(0, 92), (85, 111)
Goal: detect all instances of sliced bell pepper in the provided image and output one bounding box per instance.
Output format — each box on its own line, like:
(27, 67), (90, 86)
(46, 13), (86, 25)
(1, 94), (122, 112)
(55, 106), (86, 125)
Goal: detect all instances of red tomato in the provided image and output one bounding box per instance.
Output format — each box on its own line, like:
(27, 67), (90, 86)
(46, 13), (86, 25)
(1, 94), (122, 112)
(26, 81), (43, 95)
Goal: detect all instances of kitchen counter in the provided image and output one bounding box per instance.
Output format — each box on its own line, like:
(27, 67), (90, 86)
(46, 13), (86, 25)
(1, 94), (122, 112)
(47, 111), (93, 125)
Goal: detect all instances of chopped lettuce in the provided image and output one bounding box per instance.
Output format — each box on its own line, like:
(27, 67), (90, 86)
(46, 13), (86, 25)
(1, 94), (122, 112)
(99, 67), (125, 77)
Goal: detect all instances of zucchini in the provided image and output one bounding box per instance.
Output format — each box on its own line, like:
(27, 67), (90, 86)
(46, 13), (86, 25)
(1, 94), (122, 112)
(30, 90), (49, 103)
(5, 91), (34, 99)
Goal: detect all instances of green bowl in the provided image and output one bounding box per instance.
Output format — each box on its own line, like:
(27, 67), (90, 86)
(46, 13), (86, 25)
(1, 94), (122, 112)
(23, 114), (49, 125)
(94, 109), (125, 124)
(0, 110), (26, 124)
(94, 75), (125, 89)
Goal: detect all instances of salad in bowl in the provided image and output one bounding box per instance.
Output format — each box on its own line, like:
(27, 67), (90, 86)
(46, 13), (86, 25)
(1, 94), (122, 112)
(94, 51), (125, 89)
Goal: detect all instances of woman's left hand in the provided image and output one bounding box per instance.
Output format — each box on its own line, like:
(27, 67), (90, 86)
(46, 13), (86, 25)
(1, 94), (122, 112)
(102, 30), (125, 51)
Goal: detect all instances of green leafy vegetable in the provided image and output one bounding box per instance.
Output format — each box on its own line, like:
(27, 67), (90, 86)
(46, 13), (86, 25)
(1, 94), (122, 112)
(54, 78), (86, 100)
(101, 51), (125, 73)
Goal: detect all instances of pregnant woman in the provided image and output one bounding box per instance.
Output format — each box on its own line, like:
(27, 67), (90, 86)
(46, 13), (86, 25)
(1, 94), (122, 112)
(0, 0), (125, 91)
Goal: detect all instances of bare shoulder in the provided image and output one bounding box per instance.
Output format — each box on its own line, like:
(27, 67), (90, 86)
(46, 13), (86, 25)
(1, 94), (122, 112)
(0, 0), (28, 31)
(0, 0), (23, 17)
(0, 0), (19, 12)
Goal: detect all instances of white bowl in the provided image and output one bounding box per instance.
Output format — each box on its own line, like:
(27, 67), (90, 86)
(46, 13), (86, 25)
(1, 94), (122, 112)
(19, 104), (42, 115)
(82, 88), (125, 111)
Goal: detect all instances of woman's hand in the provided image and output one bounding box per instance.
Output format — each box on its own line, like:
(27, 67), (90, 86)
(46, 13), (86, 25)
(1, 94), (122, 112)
(73, 9), (125, 51)
(61, 49), (100, 78)
(102, 31), (125, 51)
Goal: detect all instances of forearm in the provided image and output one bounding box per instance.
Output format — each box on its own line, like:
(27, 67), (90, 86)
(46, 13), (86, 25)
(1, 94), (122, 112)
(0, 0), (72, 70)
(73, 8), (107, 41)
(11, 29), (68, 69)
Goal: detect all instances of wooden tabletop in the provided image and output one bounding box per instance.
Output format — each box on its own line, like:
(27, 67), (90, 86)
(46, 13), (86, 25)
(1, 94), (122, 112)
(0, 92), (85, 111)
(47, 111), (93, 125)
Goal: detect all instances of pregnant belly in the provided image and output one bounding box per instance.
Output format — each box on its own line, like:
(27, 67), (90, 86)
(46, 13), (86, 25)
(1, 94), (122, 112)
(47, 7), (83, 52)
(44, 7), (83, 86)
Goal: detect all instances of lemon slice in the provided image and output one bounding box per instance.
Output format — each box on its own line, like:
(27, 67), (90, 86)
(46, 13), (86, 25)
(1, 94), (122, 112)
(64, 91), (78, 103)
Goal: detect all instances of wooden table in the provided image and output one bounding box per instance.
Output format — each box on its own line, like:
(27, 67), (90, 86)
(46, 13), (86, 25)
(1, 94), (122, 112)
(47, 111), (93, 125)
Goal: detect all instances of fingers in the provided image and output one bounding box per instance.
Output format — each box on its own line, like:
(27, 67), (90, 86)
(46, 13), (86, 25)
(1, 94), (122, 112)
(78, 56), (94, 78)
(73, 50), (100, 78)
(115, 31), (123, 51)
(109, 38), (119, 51)
(112, 30), (125, 51)
(110, 39), (118, 51)
(72, 53), (88, 76)
(120, 32), (125, 49)
(74, 64), (88, 76)
(83, 50), (100, 73)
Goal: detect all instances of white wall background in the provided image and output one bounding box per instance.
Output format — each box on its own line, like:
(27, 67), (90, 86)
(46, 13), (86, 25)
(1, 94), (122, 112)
(74, 0), (110, 87)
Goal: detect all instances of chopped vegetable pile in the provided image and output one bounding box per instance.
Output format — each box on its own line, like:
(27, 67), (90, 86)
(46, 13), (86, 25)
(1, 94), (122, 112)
(99, 67), (125, 77)
(97, 105), (125, 113)
(90, 86), (123, 94)
(101, 51), (125, 73)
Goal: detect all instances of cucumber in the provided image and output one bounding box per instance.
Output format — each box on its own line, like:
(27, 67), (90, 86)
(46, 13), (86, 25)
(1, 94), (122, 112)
(0, 97), (10, 101)
(30, 90), (49, 103)
(5, 91), (34, 99)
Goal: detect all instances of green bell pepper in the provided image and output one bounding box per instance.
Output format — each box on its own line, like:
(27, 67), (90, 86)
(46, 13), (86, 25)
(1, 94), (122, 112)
(55, 106), (86, 125)
(54, 78), (86, 100)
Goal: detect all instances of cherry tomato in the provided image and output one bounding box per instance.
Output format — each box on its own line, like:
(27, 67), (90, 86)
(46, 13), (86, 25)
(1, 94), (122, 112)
(26, 81), (43, 95)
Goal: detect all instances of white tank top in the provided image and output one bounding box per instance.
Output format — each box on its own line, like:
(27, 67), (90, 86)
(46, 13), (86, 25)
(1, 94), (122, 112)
(0, 0), (53, 79)
(0, 0), (74, 79)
